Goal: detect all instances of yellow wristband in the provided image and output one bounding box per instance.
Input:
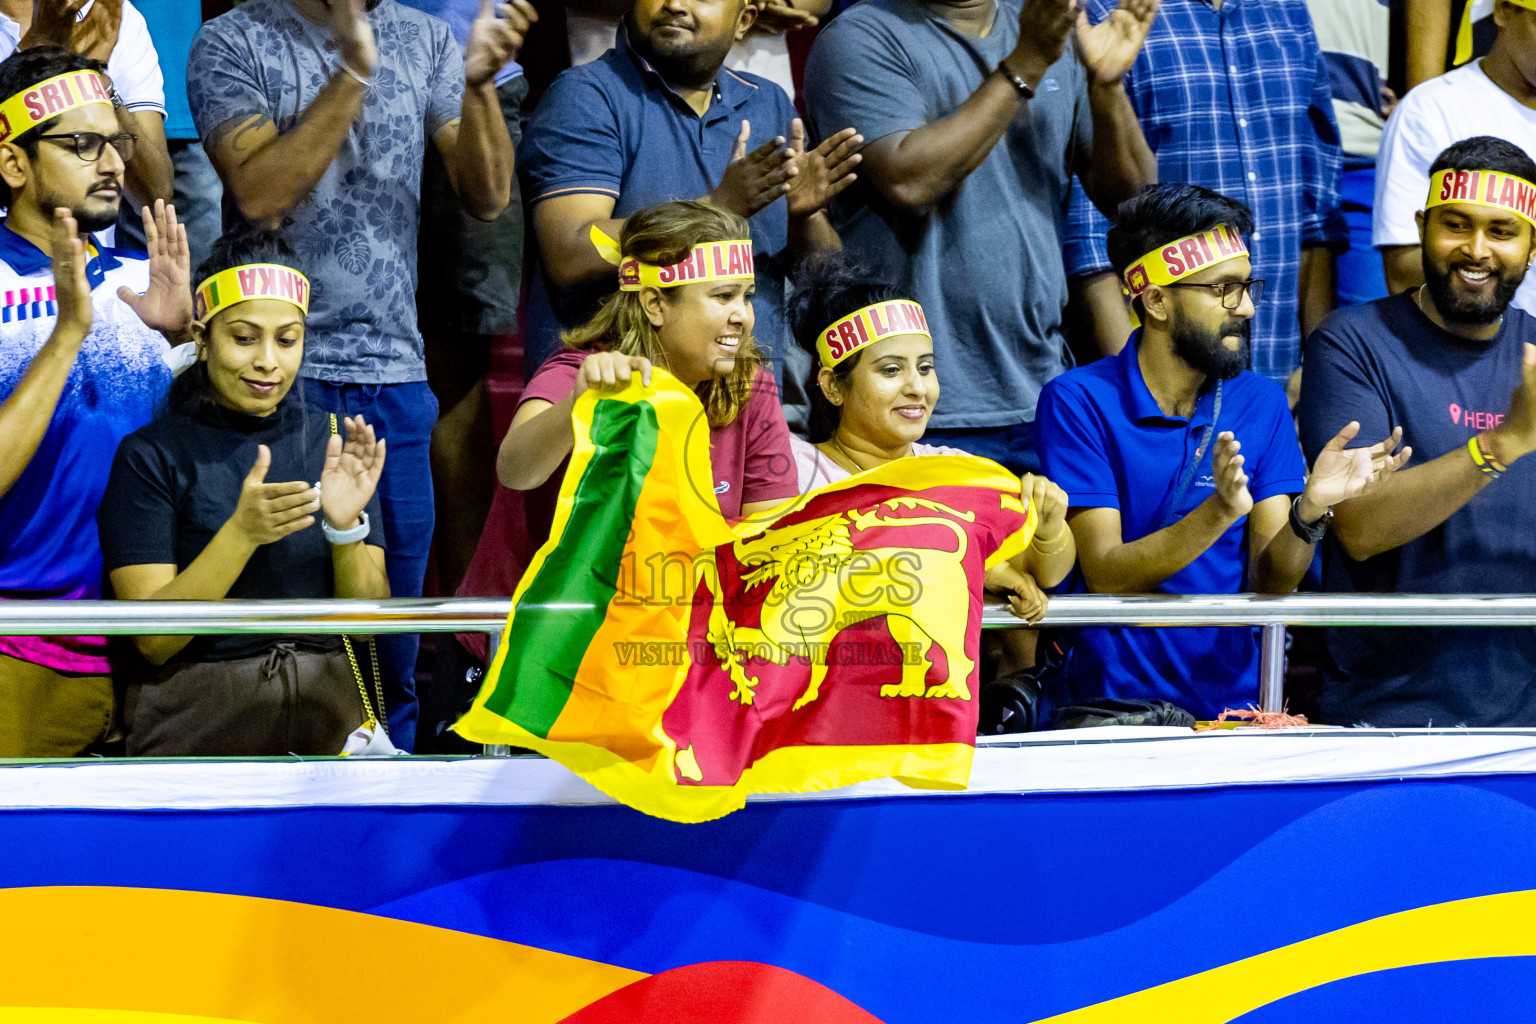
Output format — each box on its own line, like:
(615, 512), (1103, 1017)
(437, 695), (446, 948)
(1469, 434), (1506, 477)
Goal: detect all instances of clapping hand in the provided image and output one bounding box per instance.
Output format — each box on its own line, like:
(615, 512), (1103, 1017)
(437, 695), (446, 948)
(1074, 0), (1159, 86)
(230, 446), (320, 546)
(320, 415), (386, 533)
(752, 1), (820, 34)
(117, 200), (191, 339)
(711, 120), (794, 218)
(330, 0), (379, 79)
(1304, 422), (1410, 508)
(465, 0), (538, 88)
(1010, 0), (1076, 82)
(49, 207), (92, 343)
(22, 0), (122, 61)
(784, 119), (861, 220)
(1211, 432), (1253, 519)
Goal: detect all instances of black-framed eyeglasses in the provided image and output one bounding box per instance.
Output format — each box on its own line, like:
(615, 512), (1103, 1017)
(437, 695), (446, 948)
(1160, 278), (1266, 310)
(34, 131), (137, 162)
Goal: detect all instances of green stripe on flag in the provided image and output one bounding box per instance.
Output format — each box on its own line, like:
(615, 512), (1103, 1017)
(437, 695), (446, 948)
(481, 398), (660, 735)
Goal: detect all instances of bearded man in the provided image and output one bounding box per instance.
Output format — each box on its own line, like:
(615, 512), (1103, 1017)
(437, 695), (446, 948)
(1300, 136), (1536, 727)
(1035, 183), (1406, 721)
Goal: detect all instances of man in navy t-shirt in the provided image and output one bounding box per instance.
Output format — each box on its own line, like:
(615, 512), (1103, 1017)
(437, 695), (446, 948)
(1038, 183), (1406, 720)
(1300, 136), (1536, 727)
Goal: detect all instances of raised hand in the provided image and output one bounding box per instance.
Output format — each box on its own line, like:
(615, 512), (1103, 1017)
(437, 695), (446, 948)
(710, 120), (793, 219)
(1211, 432), (1253, 519)
(1008, 0), (1076, 82)
(573, 352), (653, 397)
(68, 0), (123, 62)
(1488, 343), (1536, 466)
(320, 415), (386, 532)
(117, 200), (191, 338)
(464, 0), (538, 88)
(330, 0), (379, 79)
(1305, 422), (1410, 509)
(752, 1), (820, 34)
(20, 0), (86, 51)
(49, 207), (92, 343)
(985, 561), (1049, 623)
(784, 120), (861, 220)
(228, 445), (320, 547)
(1074, 0), (1159, 86)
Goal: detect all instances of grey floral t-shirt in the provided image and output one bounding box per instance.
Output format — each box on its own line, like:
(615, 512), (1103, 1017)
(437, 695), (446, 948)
(189, 0), (463, 384)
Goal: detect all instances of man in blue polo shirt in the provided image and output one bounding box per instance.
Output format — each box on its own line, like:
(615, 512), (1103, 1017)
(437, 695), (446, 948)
(519, 0), (862, 427)
(1037, 183), (1405, 720)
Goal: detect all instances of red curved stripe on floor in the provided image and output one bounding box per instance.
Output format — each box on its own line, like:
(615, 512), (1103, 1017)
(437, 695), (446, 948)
(557, 960), (886, 1024)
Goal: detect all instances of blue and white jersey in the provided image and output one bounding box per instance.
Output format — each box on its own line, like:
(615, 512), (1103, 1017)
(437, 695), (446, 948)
(0, 223), (173, 673)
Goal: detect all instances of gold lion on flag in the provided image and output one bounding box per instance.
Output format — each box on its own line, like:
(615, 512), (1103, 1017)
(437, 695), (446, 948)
(456, 371), (1039, 822)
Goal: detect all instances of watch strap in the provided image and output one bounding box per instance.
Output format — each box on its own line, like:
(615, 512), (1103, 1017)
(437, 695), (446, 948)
(999, 63), (1035, 99)
(323, 509), (371, 546)
(1288, 495), (1331, 543)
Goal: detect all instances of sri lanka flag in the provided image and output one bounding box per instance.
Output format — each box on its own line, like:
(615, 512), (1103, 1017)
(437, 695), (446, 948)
(454, 370), (1037, 822)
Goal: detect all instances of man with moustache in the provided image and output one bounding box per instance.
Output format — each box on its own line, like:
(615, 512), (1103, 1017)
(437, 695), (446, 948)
(517, 0), (862, 423)
(188, 0), (535, 750)
(1300, 136), (1536, 727)
(1036, 183), (1406, 720)
(0, 48), (192, 755)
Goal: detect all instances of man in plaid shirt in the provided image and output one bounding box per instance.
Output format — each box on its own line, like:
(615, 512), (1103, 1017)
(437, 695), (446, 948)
(1064, 0), (1347, 391)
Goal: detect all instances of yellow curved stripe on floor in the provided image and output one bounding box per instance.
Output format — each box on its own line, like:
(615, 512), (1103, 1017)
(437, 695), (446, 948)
(0, 1011), (260, 1023)
(1034, 889), (1536, 1023)
(0, 887), (645, 1023)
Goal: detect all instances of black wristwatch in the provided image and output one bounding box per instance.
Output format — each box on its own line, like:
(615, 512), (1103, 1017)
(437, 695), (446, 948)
(1288, 495), (1332, 543)
(999, 62), (1035, 99)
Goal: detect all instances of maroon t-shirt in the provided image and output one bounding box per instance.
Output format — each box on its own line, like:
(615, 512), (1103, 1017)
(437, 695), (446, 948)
(457, 350), (799, 659)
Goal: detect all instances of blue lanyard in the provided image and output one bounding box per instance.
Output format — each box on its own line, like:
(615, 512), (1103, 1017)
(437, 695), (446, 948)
(1155, 378), (1223, 531)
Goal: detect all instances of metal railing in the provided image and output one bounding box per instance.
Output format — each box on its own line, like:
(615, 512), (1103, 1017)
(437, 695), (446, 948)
(5, 594), (1536, 721)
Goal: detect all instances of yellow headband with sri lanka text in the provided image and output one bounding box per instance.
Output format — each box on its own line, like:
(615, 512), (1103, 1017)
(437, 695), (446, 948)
(589, 226), (754, 291)
(194, 263), (311, 323)
(1123, 223), (1249, 297)
(0, 70), (113, 144)
(817, 299), (931, 367)
(1425, 167), (1536, 228)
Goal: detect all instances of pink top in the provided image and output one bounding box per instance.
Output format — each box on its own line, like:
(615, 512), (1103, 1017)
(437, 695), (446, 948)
(789, 435), (971, 493)
(457, 350), (799, 660)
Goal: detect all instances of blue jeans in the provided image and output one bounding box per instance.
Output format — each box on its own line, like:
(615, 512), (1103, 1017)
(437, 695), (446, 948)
(923, 420), (1040, 475)
(301, 379), (437, 752)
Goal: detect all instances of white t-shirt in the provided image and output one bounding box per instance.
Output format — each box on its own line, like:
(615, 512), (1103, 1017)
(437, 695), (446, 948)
(1373, 60), (1536, 315)
(790, 434), (970, 493)
(0, 0), (165, 116)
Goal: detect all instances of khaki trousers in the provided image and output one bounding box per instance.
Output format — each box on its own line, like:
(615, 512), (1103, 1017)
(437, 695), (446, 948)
(0, 653), (113, 758)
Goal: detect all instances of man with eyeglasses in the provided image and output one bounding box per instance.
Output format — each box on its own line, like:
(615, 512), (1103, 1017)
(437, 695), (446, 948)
(1035, 183), (1405, 721)
(1300, 136), (1536, 727)
(0, 47), (192, 756)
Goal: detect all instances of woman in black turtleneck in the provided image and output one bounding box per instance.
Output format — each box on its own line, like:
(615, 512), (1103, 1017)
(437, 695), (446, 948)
(99, 236), (390, 756)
